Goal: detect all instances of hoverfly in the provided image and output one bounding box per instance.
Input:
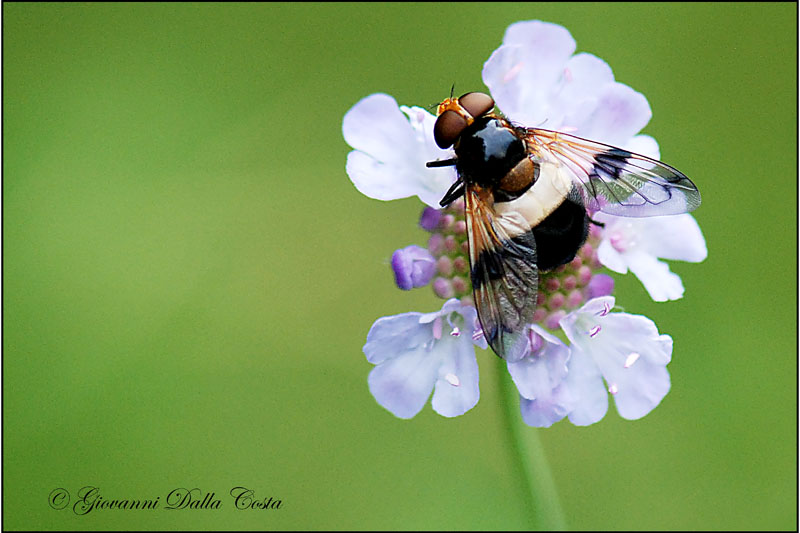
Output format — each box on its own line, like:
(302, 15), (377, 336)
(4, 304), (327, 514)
(426, 92), (700, 361)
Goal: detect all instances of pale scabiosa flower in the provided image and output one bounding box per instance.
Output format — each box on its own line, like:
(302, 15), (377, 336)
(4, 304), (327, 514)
(344, 20), (705, 425)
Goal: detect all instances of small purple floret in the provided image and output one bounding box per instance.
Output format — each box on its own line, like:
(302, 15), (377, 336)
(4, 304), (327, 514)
(586, 273), (615, 299)
(391, 245), (436, 290)
(433, 277), (455, 299)
(419, 207), (442, 231)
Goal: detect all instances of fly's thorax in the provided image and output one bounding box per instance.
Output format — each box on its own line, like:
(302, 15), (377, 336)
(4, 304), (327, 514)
(454, 117), (527, 189)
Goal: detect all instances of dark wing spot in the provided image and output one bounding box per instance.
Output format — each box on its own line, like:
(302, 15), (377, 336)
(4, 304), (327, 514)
(471, 231), (537, 290)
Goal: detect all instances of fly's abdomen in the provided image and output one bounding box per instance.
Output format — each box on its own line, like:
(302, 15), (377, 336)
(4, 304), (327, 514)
(531, 198), (589, 271)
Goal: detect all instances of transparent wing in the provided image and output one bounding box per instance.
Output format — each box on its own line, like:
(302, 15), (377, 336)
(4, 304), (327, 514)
(464, 185), (538, 362)
(525, 128), (701, 216)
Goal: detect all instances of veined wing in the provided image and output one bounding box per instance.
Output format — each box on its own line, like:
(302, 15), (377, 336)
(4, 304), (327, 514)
(525, 128), (700, 216)
(464, 184), (538, 362)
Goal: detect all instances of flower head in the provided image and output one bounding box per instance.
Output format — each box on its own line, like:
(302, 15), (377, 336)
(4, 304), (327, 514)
(346, 20), (705, 427)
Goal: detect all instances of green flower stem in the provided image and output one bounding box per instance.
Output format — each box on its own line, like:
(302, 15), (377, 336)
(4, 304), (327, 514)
(497, 358), (567, 530)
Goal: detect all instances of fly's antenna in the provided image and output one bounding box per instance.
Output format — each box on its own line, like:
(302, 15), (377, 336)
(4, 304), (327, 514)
(429, 84), (457, 112)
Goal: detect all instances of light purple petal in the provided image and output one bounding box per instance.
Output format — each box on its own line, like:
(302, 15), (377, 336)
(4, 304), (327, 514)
(483, 21), (576, 126)
(431, 338), (480, 417)
(596, 213), (706, 301)
(624, 134), (660, 159)
(368, 346), (440, 419)
(636, 214), (708, 262)
(561, 53), (614, 100)
(343, 94), (457, 207)
(583, 312), (672, 420)
(603, 343), (672, 420)
(420, 298), (468, 324)
(596, 214), (707, 264)
(363, 312), (427, 364)
(345, 150), (422, 201)
(483, 21), (653, 149)
(343, 93), (418, 167)
(574, 82), (652, 146)
(563, 346), (609, 426)
(469, 312), (489, 350)
(556, 53), (615, 131)
(509, 326), (573, 427)
(519, 383), (572, 428)
(626, 251), (685, 302)
(571, 295), (615, 317)
(597, 237), (628, 274)
(434, 300), (488, 349)
(507, 326), (570, 400)
(502, 20), (577, 51)
(400, 105), (461, 206)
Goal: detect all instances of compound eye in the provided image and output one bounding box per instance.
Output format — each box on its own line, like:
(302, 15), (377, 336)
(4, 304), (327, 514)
(459, 92), (495, 118)
(433, 110), (467, 149)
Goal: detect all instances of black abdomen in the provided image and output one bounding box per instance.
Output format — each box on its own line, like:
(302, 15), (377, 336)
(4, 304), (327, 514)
(532, 199), (589, 271)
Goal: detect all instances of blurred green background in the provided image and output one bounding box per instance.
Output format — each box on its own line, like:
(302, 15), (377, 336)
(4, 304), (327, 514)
(3, 2), (796, 530)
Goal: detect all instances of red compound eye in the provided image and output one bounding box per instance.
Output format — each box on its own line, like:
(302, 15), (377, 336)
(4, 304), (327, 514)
(433, 110), (467, 149)
(459, 92), (495, 119)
